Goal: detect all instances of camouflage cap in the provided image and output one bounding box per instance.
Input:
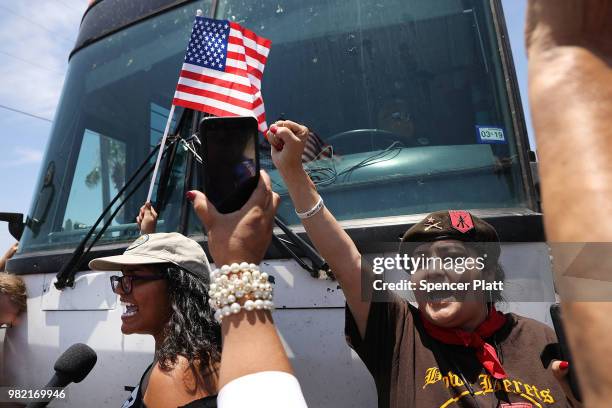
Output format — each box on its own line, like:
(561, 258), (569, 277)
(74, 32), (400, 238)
(401, 210), (500, 260)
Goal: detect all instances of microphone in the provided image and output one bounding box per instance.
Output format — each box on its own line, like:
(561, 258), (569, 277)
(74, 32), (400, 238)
(25, 343), (97, 408)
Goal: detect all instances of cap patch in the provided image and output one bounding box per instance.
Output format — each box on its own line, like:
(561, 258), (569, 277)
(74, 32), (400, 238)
(423, 216), (443, 231)
(127, 234), (149, 251)
(448, 211), (474, 233)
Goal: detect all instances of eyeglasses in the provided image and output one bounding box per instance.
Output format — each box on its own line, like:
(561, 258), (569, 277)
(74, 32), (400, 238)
(109, 275), (164, 295)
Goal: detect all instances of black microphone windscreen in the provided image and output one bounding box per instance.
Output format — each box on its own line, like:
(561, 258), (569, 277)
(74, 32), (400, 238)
(53, 343), (97, 383)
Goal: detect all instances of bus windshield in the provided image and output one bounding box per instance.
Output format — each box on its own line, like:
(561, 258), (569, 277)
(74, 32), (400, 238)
(19, 0), (529, 254)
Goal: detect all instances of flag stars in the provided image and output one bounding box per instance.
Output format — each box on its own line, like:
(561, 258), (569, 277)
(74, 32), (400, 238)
(185, 18), (232, 71)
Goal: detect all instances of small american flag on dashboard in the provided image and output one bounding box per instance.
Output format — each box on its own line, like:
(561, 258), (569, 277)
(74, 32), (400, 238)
(302, 131), (333, 163)
(173, 16), (272, 132)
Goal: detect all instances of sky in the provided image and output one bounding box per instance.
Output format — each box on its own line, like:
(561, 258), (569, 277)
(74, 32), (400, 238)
(0, 1), (88, 252)
(0, 0), (532, 255)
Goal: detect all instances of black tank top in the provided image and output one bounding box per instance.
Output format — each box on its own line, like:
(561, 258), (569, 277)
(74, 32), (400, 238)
(122, 363), (217, 408)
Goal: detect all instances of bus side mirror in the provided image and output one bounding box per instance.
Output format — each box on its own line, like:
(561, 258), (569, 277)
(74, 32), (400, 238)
(0, 212), (25, 241)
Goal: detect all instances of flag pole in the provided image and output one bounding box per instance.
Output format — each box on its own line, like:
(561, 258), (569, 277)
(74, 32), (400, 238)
(146, 104), (175, 203)
(145, 9), (203, 204)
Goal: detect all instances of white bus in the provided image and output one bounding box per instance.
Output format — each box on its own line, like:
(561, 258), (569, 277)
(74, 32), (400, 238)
(2, 0), (552, 406)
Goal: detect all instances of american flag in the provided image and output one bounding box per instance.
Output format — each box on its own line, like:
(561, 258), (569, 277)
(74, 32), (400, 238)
(173, 16), (271, 133)
(302, 131), (333, 163)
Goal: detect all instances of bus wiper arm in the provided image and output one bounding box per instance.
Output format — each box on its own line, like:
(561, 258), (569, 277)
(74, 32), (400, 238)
(54, 138), (179, 289)
(273, 217), (330, 279)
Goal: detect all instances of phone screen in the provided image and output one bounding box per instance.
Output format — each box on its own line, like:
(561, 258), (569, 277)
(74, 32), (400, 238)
(200, 116), (260, 214)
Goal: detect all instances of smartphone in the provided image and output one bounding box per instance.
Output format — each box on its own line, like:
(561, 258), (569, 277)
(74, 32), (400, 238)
(549, 303), (582, 402)
(199, 116), (260, 214)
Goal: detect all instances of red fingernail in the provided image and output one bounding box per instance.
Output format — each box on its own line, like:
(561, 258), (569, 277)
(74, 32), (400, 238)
(559, 361), (569, 370)
(185, 191), (196, 201)
(270, 124), (278, 134)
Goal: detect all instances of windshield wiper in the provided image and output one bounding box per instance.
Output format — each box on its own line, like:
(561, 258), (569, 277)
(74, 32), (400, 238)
(273, 217), (330, 279)
(54, 137), (179, 289)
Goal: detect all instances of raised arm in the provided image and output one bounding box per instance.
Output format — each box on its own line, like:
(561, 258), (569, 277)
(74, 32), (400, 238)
(526, 0), (612, 406)
(270, 121), (370, 338)
(189, 171), (297, 389)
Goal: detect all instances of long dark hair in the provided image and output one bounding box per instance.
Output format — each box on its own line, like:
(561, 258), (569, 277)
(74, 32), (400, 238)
(155, 264), (221, 381)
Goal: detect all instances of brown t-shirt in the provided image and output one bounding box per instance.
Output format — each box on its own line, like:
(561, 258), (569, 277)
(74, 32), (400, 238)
(345, 295), (572, 408)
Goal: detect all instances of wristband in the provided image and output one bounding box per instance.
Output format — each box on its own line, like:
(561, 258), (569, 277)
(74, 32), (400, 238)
(295, 196), (324, 219)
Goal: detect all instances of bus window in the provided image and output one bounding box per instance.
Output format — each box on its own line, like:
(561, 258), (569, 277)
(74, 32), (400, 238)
(18, 0), (530, 255)
(59, 130), (126, 242)
(215, 0), (529, 225)
(18, 1), (212, 254)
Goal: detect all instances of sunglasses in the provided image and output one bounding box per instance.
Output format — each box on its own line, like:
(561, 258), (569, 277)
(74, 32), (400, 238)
(110, 274), (165, 295)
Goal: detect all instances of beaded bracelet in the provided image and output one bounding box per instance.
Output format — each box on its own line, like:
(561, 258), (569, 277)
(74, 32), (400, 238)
(207, 262), (275, 322)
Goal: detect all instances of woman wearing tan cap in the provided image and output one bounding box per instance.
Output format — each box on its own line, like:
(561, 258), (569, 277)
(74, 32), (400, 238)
(89, 211), (220, 408)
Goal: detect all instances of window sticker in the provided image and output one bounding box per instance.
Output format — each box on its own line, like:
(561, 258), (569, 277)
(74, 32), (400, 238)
(476, 126), (506, 144)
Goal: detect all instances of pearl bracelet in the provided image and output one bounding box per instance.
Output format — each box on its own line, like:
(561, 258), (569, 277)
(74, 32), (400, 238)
(207, 262), (275, 322)
(295, 196), (324, 219)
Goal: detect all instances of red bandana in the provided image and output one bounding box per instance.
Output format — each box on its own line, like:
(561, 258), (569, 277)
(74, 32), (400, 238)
(420, 307), (508, 379)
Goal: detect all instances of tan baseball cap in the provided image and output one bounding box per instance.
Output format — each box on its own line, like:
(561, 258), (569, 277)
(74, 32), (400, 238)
(88, 233), (210, 281)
